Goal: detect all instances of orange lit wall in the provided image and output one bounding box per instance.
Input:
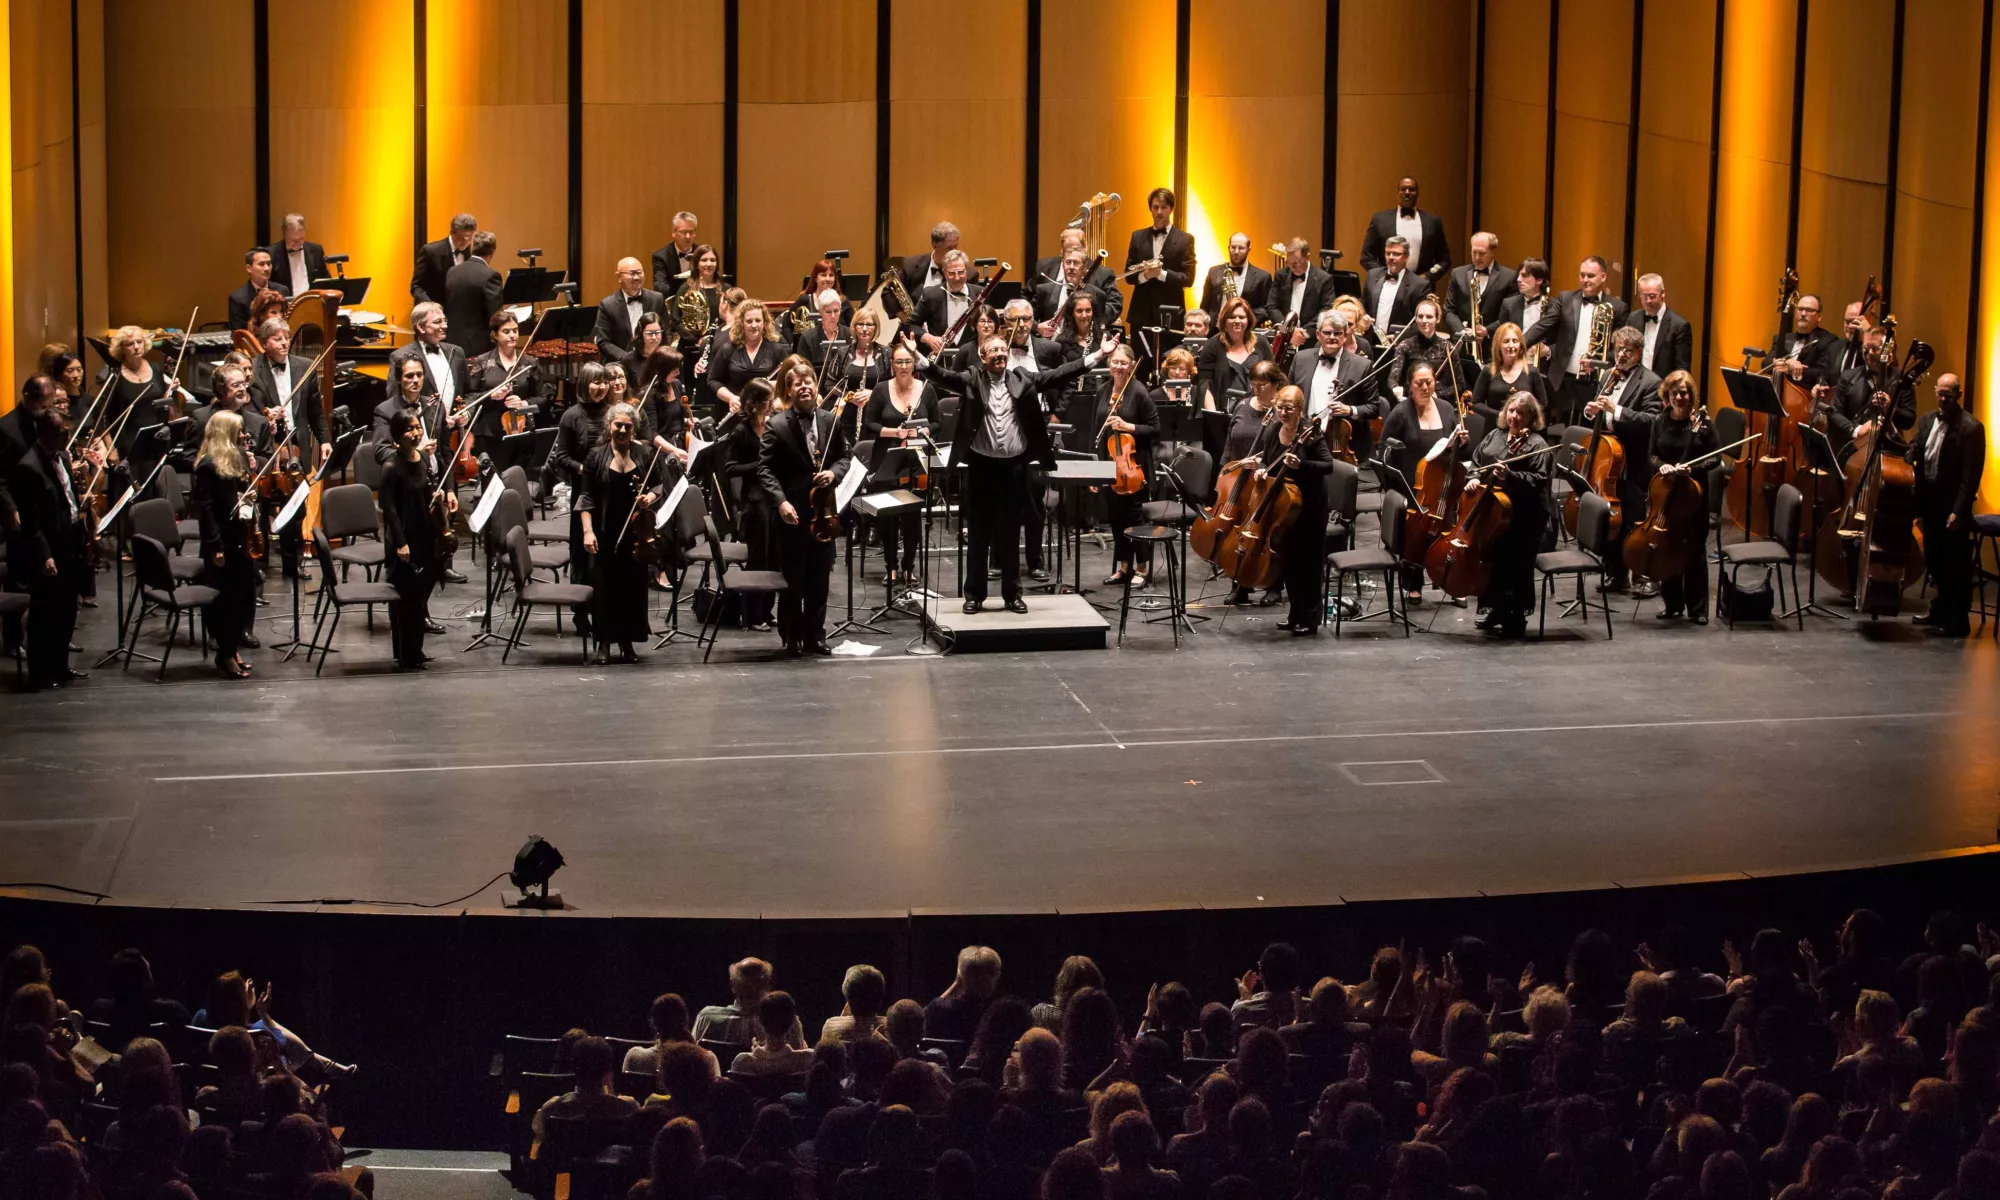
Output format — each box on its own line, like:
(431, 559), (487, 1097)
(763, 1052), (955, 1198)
(1336, 0), (1470, 263)
(1705, 0), (1795, 404)
(1548, 0), (1631, 282)
(1478, 0), (1550, 260)
(1981, 15), (2000, 512)
(1629, 0), (1715, 356)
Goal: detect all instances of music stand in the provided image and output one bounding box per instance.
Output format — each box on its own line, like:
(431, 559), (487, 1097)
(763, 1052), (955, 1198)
(1789, 420), (1849, 621)
(1331, 269), (1363, 299)
(856, 445), (931, 627)
(272, 428), (364, 656)
(504, 267), (566, 306)
(1156, 401), (1202, 450)
(311, 277), (372, 306)
(1720, 366), (1784, 535)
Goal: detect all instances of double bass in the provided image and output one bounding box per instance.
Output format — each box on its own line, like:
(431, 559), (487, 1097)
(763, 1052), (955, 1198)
(1211, 414), (1324, 590)
(1724, 267), (1822, 535)
(1813, 340), (1933, 615)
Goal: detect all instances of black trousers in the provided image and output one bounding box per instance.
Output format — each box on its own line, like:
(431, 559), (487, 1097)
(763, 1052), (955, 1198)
(1482, 506), (1545, 619)
(880, 511), (922, 574)
(965, 451), (1031, 603)
(1551, 374), (1595, 429)
(1658, 514), (1711, 618)
(1285, 511), (1327, 629)
(567, 508), (593, 636)
(25, 555), (83, 683)
(1108, 490), (1151, 570)
(994, 475), (1047, 572)
(1923, 511), (1973, 626)
(387, 559), (433, 666)
(204, 553), (258, 661)
(776, 521), (836, 648)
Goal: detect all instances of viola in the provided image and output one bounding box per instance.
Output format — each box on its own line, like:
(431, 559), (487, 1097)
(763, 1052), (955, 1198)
(807, 393), (851, 544)
(1101, 381), (1146, 497)
(1213, 415), (1324, 591)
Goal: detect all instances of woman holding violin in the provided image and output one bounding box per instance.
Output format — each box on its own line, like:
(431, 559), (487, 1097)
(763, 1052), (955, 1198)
(1380, 362), (1461, 605)
(468, 311), (546, 458)
(1467, 322), (1548, 429)
(579, 402), (669, 664)
(1635, 370), (1718, 624)
(1259, 385), (1334, 636)
(861, 341), (940, 587)
(550, 361), (615, 641)
(191, 408), (260, 678)
(1463, 392), (1551, 638)
(378, 408), (446, 670)
(43, 350), (101, 605)
(105, 326), (189, 483)
(1197, 298), (1271, 412)
(1097, 341), (1160, 588)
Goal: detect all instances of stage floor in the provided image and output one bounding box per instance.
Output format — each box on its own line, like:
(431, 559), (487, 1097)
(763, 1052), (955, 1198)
(3, 536), (1997, 918)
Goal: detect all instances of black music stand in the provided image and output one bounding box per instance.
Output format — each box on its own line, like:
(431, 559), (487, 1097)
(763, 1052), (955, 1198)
(92, 449), (177, 669)
(1047, 458), (1118, 605)
(311, 277), (372, 306)
(1156, 401), (1202, 450)
(1789, 421), (1849, 621)
(829, 460), (888, 639)
(533, 303), (598, 408)
(1720, 366), (1784, 535)
(504, 267), (565, 306)
(856, 447), (930, 628)
(273, 428), (364, 657)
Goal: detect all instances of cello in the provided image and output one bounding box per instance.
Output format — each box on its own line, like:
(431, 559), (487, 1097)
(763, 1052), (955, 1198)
(1191, 410), (1276, 564)
(1212, 411), (1324, 590)
(1406, 386), (1472, 560)
(1619, 401), (1758, 582)
(1424, 436), (1557, 599)
(1812, 340), (1932, 614)
(1562, 369), (1626, 539)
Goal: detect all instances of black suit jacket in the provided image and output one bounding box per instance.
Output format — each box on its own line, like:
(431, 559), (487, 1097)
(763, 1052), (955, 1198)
(1360, 268), (1426, 335)
(1360, 208), (1452, 277)
(756, 406), (852, 511)
(1766, 327), (1842, 389)
(264, 240), (329, 297)
(247, 353), (330, 458)
(1498, 291), (1556, 342)
(898, 253), (945, 317)
(1910, 412), (1987, 523)
(914, 285), (980, 345)
(411, 237), (462, 305)
(1530, 290), (1631, 381)
(1443, 264), (1518, 337)
(0, 406), (39, 532)
(921, 354), (1093, 467)
(1621, 307), (1694, 377)
(1199, 263), (1274, 319)
(228, 278), (292, 332)
(444, 258), (505, 357)
(1122, 226), (1198, 332)
(1288, 346), (1380, 457)
(591, 289), (668, 360)
(652, 244), (697, 295)
(386, 342), (470, 415)
(1264, 265), (1338, 328)
(6, 438), (84, 571)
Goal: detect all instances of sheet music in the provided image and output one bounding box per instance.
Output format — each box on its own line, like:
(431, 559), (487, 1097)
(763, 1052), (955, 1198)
(273, 482), (311, 532)
(99, 485), (138, 527)
(468, 474), (505, 533)
(834, 456), (869, 512)
(656, 474), (692, 530)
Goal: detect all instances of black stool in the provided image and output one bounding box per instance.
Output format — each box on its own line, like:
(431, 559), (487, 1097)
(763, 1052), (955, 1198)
(1972, 513), (2000, 637)
(1118, 525), (1185, 646)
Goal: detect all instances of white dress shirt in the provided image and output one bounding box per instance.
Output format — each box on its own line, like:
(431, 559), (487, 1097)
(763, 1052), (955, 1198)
(1395, 211), (1423, 268)
(1374, 273), (1402, 334)
(422, 342), (458, 408)
(623, 293), (644, 344)
(1640, 311), (1661, 370)
(944, 291), (970, 340)
(1522, 296), (1545, 337)
(1308, 356), (1342, 419)
(1924, 416), (1947, 479)
(1288, 277), (1308, 319)
(1566, 296), (1607, 378)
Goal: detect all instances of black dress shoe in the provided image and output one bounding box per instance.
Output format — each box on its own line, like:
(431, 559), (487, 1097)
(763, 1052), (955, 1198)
(1912, 611), (1941, 626)
(962, 598), (983, 614)
(809, 641), (833, 656)
(1655, 609), (1683, 621)
(1475, 611), (1505, 630)
(1291, 625), (1318, 637)
(1006, 597), (1030, 614)
(240, 631), (261, 649)
(1689, 613), (1709, 625)
(67, 642), (82, 653)
(424, 618), (447, 634)
(442, 568), (469, 584)
(62, 668), (88, 682)
(1027, 568), (1051, 583)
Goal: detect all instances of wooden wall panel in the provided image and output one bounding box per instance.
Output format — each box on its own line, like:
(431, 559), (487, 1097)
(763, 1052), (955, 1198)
(1629, 0), (1716, 375)
(104, 0), (253, 332)
(426, 0), (568, 288)
(580, 0), (724, 303)
(1477, 0), (1549, 260)
(78, 0), (107, 338)
(737, 0), (875, 302)
(1337, 0), (1471, 267)
(1706, 0), (1797, 402)
(1549, 0), (1632, 280)
(888, 0), (1025, 271)
(1186, 0), (1326, 282)
(1980, 8), (2000, 512)
(1893, 0), (1980, 396)
(269, 0), (416, 325)
(10, 0), (78, 370)
(1039, 0), (1177, 301)
(1794, 0), (1892, 320)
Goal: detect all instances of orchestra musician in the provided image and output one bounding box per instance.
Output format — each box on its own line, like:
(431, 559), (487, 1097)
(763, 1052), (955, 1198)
(1579, 326), (1662, 594)
(412, 213), (477, 306)
(377, 408), (446, 671)
(579, 402), (669, 664)
(913, 250), (977, 356)
(715, 378), (781, 632)
(919, 329), (1117, 614)
(1442, 232), (1515, 357)
(1498, 258), (1553, 358)
(899, 222), (963, 314)
(1360, 238), (1425, 348)
(790, 259), (853, 333)
(1385, 298), (1463, 409)
(652, 211), (701, 295)
(1468, 323), (1550, 429)
(1290, 310), (1375, 458)
(1200, 233), (1275, 322)
(1461, 392), (1551, 639)
(1156, 346), (1199, 410)
(1634, 370), (1717, 625)
(1034, 251), (1115, 336)
(1810, 320), (1906, 462)
(713, 300), (782, 416)
(1360, 176), (1452, 279)
(229, 248), (289, 331)
(1909, 374), (1986, 638)
(634, 345), (692, 459)
(103, 326), (187, 485)
(696, 286), (748, 414)
(1835, 299), (1873, 376)
(1263, 385), (1335, 636)
(1180, 308), (1213, 340)
(1052, 291), (1108, 368)
(36, 351), (98, 606)
(4, 377), (94, 689)
(795, 291), (851, 369)
(197, 364), (275, 638)
(1764, 293), (1841, 388)
(1223, 362), (1285, 467)
(676, 244), (724, 328)
(593, 258), (669, 363)
(835, 309), (890, 439)
(443, 231), (504, 357)
(550, 362), (615, 643)
(469, 310), (549, 473)
(265, 213), (328, 300)
(1531, 256), (1629, 427)
(616, 312), (671, 381)
(860, 340), (941, 587)
(1196, 298), (1272, 418)
(191, 408), (260, 678)
(1096, 341), (1160, 589)
(247, 318), (329, 582)
(1033, 227), (1124, 314)
(759, 358), (851, 656)
(1622, 274), (1693, 377)
(1123, 189), (1198, 338)
(944, 305), (1002, 374)
(387, 304), (471, 431)
(1265, 239), (1335, 342)
(1381, 362), (1461, 606)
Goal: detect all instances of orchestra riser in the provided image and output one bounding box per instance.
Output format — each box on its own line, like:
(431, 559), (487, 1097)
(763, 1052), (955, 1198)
(936, 593), (1109, 653)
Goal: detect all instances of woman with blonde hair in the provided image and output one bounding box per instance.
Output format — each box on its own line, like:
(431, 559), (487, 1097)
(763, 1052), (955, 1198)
(191, 401), (258, 677)
(106, 325), (189, 478)
(714, 299), (780, 415)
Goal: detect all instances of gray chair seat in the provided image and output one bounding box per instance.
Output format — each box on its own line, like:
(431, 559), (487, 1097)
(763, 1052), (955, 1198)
(174, 518), (200, 546)
(330, 541), (386, 569)
(1534, 549), (1600, 574)
(530, 544), (570, 571)
(718, 541), (751, 564)
(169, 554), (204, 582)
(1328, 546), (1397, 572)
(0, 593), (31, 616)
(521, 582), (594, 606)
(527, 516), (569, 543)
(143, 583), (220, 609)
(1973, 513), (2000, 537)
(1722, 541), (1790, 567)
(719, 568), (787, 592)
(330, 580), (400, 605)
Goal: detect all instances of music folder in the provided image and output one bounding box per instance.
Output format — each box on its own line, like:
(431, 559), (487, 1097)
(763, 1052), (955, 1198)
(312, 277), (372, 306)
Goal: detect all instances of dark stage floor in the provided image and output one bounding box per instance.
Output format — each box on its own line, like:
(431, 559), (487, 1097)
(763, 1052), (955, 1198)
(3, 530), (1997, 918)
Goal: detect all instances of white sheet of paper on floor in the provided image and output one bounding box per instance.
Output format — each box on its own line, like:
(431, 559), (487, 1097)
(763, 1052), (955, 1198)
(831, 639), (879, 656)
(467, 474), (505, 533)
(273, 480), (311, 532)
(656, 474), (692, 529)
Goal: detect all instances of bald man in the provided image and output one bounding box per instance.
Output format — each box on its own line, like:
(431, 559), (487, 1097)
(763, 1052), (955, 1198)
(1909, 373), (1985, 635)
(591, 256), (667, 362)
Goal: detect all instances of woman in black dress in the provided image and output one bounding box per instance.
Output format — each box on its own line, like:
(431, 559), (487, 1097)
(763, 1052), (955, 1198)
(190, 409), (258, 678)
(674, 244), (724, 355)
(860, 342), (940, 585)
(550, 362), (613, 640)
(1260, 386), (1333, 636)
(943, 305), (1001, 374)
(836, 308), (889, 440)
(1097, 342), (1160, 587)
(578, 403), (667, 663)
(1378, 362), (1462, 604)
(1385, 298), (1461, 408)
(104, 325), (186, 486)
(1467, 391), (1551, 638)
(714, 377), (781, 630)
(1636, 370), (1718, 624)
(378, 409), (444, 670)
(1219, 362), (1287, 606)
(467, 311), (546, 472)
(1053, 291), (1106, 366)
(713, 300), (781, 415)
(1467, 322), (1549, 429)
(619, 312), (671, 380)
(788, 258), (852, 335)
(1196, 298), (1271, 413)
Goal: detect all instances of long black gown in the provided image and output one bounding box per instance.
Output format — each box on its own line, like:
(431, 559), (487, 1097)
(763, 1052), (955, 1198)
(578, 442), (664, 645)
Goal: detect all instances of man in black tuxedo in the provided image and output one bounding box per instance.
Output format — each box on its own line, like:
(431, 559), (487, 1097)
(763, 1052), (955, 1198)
(445, 231), (505, 357)
(897, 221), (962, 318)
(1622, 273), (1694, 377)
(1032, 228), (1124, 319)
(591, 257), (667, 362)
(265, 213), (328, 299)
(1031, 251), (1116, 335)
(1264, 239), (1336, 343)
(912, 250), (978, 355)
(1360, 176), (1452, 278)
(246, 320), (331, 580)
(1199, 233), (1274, 321)
(1529, 256), (1630, 426)
(0, 377), (58, 660)
(411, 212), (477, 305)
(651, 210), (700, 294)
(1361, 238), (1426, 346)
(1580, 327), (1663, 591)
(5, 380), (89, 689)
(1499, 257), (1555, 349)
(228, 248), (289, 331)
(757, 369), (852, 656)
(1290, 310), (1379, 462)
(1910, 374), (1986, 636)
(1764, 293), (1841, 388)
(1442, 232), (1516, 356)
(1122, 187), (1197, 337)
(920, 330), (1113, 614)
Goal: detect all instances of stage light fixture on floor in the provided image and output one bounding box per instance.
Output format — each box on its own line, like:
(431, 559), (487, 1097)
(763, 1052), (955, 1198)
(502, 835), (566, 909)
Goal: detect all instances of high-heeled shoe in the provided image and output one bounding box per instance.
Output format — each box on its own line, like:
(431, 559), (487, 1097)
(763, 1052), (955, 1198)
(593, 646), (611, 665)
(619, 643), (640, 663)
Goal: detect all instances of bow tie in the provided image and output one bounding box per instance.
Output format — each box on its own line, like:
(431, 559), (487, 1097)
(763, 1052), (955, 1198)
(1384, 272), (1400, 283)
(1643, 313), (1659, 323)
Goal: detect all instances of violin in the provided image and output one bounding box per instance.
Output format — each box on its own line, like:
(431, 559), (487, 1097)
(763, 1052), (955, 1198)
(1212, 414), (1324, 590)
(807, 392), (850, 544)
(239, 436), (269, 561)
(1100, 379), (1146, 497)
